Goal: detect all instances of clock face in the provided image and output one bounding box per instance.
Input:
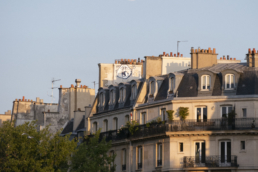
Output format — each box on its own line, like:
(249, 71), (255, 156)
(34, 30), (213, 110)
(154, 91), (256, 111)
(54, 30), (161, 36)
(116, 65), (132, 79)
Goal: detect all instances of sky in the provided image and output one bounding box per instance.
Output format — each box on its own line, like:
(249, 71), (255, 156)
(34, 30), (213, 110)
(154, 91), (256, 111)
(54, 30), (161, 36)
(0, 0), (258, 113)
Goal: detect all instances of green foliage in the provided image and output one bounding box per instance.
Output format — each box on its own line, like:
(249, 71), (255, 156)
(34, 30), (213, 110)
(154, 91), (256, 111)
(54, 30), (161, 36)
(70, 129), (116, 172)
(125, 120), (139, 135)
(150, 120), (157, 124)
(179, 107), (189, 120)
(146, 123), (150, 127)
(156, 117), (162, 123)
(228, 110), (237, 119)
(166, 110), (174, 121)
(0, 120), (77, 172)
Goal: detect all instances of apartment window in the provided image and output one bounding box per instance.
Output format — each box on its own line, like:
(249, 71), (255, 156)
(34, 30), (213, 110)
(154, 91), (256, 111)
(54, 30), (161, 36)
(104, 119), (108, 132)
(150, 81), (155, 95)
(125, 115), (129, 125)
(241, 141), (245, 150)
(201, 75), (211, 90)
(196, 107), (207, 122)
(169, 77), (175, 92)
(179, 142), (184, 152)
(225, 74), (235, 90)
(138, 146), (142, 169)
(132, 84), (137, 99)
(242, 108), (247, 118)
(113, 118), (118, 130)
(161, 108), (166, 121)
(110, 90), (116, 104)
(119, 88), (126, 102)
(93, 122), (97, 133)
(157, 143), (162, 166)
(110, 150), (115, 172)
(141, 112), (146, 125)
(99, 92), (104, 105)
(122, 149), (126, 170)
(221, 106), (233, 118)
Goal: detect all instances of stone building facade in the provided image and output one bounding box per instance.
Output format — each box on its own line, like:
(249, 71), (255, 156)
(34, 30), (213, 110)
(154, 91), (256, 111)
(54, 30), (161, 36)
(11, 79), (95, 134)
(65, 48), (258, 172)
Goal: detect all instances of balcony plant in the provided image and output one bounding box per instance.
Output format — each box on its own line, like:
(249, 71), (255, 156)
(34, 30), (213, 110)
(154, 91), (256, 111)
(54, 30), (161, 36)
(125, 120), (139, 136)
(179, 107), (189, 121)
(166, 110), (174, 122)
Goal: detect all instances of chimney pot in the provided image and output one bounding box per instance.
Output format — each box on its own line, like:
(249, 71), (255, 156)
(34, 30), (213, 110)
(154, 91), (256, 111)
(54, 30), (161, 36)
(28, 99), (30, 101)
(177, 52), (180, 57)
(230, 58), (232, 60)
(15, 99), (17, 101)
(19, 99), (21, 101)
(174, 54), (176, 57)
(181, 54), (183, 57)
(233, 58), (236, 60)
(22, 96), (25, 101)
(227, 55), (229, 60)
(253, 48), (256, 53)
(115, 60), (117, 64)
(163, 52), (165, 56)
(204, 49), (207, 53)
(71, 84), (74, 88)
(223, 57), (226, 60)
(60, 85), (62, 88)
(220, 57), (222, 60)
(170, 52), (173, 57)
(213, 48), (216, 54)
(195, 49), (197, 53)
(249, 48), (251, 53)
(208, 47), (211, 53)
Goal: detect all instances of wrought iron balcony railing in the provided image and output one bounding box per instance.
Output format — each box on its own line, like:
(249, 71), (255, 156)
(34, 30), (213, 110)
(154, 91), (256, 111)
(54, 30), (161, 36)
(157, 160), (162, 166)
(122, 164), (126, 171)
(183, 155), (238, 168)
(138, 162), (142, 169)
(86, 118), (258, 143)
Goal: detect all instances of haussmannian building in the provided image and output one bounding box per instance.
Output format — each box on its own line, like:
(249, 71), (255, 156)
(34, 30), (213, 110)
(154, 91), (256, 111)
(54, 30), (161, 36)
(64, 48), (258, 172)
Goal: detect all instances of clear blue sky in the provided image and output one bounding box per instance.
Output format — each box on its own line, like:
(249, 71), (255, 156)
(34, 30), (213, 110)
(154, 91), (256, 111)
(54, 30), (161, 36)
(0, 0), (258, 113)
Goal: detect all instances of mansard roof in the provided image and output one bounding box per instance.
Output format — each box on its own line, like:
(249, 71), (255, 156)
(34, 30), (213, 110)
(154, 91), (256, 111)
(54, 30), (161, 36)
(61, 119), (74, 135)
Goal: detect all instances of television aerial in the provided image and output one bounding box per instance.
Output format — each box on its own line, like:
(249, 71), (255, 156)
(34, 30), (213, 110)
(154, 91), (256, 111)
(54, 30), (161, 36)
(48, 78), (61, 103)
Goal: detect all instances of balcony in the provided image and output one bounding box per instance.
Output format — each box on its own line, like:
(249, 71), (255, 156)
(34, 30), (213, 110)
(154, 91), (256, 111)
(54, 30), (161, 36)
(87, 118), (258, 143)
(183, 155), (238, 168)
(167, 118), (257, 131)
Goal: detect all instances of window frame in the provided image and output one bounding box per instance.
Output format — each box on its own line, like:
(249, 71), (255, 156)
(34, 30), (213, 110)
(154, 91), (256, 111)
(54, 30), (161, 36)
(137, 146), (143, 170)
(225, 74), (235, 90)
(169, 77), (175, 93)
(113, 117), (118, 130)
(242, 108), (247, 118)
(140, 112), (146, 125)
(201, 75), (211, 91)
(241, 141), (245, 150)
(221, 105), (233, 118)
(179, 142), (184, 153)
(157, 143), (162, 167)
(161, 108), (166, 121)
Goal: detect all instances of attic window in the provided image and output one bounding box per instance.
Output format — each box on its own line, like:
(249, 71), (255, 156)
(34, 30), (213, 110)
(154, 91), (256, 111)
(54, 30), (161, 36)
(109, 90), (116, 105)
(225, 74), (235, 90)
(119, 88), (126, 102)
(150, 81), (155, 95)
(201, 75), (211, 91)
(169, 77), (175, 94)
(99, 92), (104, 107)
(131, 84), (137, 99)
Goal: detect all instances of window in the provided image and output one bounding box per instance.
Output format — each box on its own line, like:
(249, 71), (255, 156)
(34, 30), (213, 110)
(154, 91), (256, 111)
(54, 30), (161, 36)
(221, 106), (233, 118)
(141, 113), (146, 125)
(93, 122), (97, 133)
(196, 107), (207, 122)
(220, 141), (231, 163)
(125, 115), (129, 125)
(225, 74), (235, 90)
(201, 75), (211, 90)
(113, 118), (118, 130)
(110, 151), (115, 172)
(169, 77), (175, 93)
(161, 108), (166, 121)
(99, 92), (104, 105)
(157, 143), (162, 166)
(138, 146), (142, 169)
(122, 149), (126, 170)
(150, 81), (155, 95)
(110, 90), (116, 104)
(132, 84), (137, 99)
(242, 108), (247, 118)
(119, 88), (126, 102)
(241, 141), (245, 150)
(195, 141), (205, 163)
(104, 119), (108, 132)
(179, 142), (184, 152)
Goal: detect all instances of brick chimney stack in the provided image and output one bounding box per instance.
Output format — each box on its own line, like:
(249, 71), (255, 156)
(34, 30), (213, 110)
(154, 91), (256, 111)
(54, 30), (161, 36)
(75, 79), (81, 87)
(247, 48), (258, 67)
(191, 47), (218, 69)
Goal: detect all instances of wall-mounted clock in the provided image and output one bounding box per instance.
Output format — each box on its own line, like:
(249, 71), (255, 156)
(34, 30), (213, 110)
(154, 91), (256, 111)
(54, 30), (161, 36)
(116, 65), (132, 79)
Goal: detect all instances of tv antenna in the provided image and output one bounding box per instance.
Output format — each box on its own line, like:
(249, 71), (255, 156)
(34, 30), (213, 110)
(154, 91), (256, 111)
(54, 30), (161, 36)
(177, 40), (188, 55)
(92, 81), (98, 94)
(48, 78), (61, 103)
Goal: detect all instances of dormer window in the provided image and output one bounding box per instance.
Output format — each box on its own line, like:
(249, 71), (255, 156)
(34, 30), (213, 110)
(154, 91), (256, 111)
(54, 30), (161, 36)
(109, 90), (116, 105)
(98, 90), (106, 112)
(119, 88), (126, 102)
(225, 74), (235, 90)
(108, 87), (117, 110)
(100, 92), (104, 105)
(131, 84), (137, 99)
(169, 77), (175, 94)
(150, 81), (155, 95)
(201, 75), (211, 90)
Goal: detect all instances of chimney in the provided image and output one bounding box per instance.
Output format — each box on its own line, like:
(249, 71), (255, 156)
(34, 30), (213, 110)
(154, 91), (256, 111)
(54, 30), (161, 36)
(163, 52), (165, 56)
(227, 55), (229, 60)
(22, 96), (25, 101)
(75, 79), (81, 87)
(191, 47), (218, 69)
(247, 48), (258, 67)
(170, 52), (173, 57)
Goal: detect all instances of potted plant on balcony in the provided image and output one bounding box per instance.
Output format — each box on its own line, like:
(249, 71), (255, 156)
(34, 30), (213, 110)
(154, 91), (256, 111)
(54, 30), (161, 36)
(166, 110), (174, 123)
(228, 110), (237, 129)
(125, 120), (139, 136)
(179, 107), (189, 121)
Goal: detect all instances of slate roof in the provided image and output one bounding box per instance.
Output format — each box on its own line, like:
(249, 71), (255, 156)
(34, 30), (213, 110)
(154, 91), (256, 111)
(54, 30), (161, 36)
(155, 76), (169, 101)
(198, 63), (248, 73)
(61, 119), (73, 135)
(75, 116), (85, 131)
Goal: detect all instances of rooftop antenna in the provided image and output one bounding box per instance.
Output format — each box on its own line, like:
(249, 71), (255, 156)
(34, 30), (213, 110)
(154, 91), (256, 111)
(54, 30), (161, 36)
(177, 40), (188, 56)
(48, 78), (61, 103)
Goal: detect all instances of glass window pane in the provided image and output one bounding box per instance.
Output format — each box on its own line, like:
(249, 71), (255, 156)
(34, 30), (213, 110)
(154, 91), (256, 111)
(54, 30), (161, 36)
(226, 75), (230, 88)
(207, 76), (210, 89)
(203, 107), (207, 121)
(197, 108), (201, 122)
(242, 109), (247, 117)
(222, 107), (227, 117)
(228, 106), (233, 113)
(202, 76), (206, 89)
(231, 75), (235, 88)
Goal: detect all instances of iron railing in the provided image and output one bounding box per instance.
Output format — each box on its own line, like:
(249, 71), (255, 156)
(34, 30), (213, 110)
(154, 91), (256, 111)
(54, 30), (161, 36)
(138, 162), (142, 169)
(183, 155), (238, 168)
(86, 118), (258, 143)
(122, 164), (126, 171)
(167, 118), (257, 131)
(157, 160), (162, 166)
